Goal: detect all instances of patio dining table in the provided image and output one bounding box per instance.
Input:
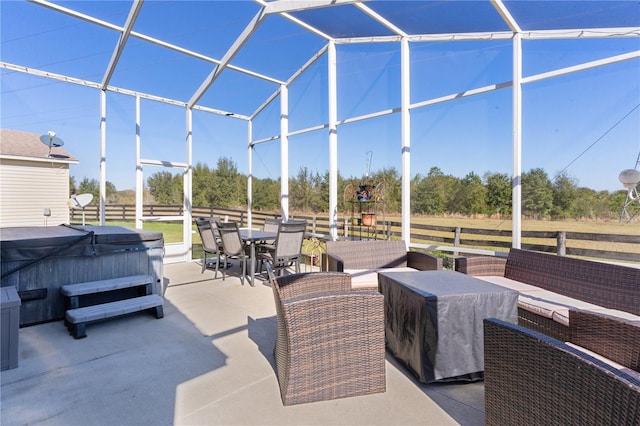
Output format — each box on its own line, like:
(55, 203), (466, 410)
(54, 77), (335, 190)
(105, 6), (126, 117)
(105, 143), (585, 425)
(239, 228), (277, 286)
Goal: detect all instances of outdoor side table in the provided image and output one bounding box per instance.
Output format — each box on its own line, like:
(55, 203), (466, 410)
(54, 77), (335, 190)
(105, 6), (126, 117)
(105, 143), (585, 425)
(378, 270), (518, 383)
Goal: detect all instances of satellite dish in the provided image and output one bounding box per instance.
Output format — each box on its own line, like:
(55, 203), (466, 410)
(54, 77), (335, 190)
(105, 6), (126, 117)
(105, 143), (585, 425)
(68, 193), (93, 225)
(39, 131), (65, 157)
(68, 193), (93, 208)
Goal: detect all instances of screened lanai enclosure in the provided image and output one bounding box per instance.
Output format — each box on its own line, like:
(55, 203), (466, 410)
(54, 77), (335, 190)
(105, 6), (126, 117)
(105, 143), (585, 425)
(2, 0), (639, 262)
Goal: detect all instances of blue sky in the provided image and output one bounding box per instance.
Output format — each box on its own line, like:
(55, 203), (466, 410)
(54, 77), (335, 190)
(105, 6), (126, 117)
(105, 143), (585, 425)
(1, 1), (639, 193)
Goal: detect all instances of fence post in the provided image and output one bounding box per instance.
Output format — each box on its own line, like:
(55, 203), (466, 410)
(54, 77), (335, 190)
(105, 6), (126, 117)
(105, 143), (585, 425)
(557, 231), (566, 256)
(454, 227), (461, 256)
(312, 216), (317, 234)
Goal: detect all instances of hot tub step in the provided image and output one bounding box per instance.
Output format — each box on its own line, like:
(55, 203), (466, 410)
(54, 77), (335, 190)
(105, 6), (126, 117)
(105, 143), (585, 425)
(65, 295), (164, 339)
(61, 274), (155, 309)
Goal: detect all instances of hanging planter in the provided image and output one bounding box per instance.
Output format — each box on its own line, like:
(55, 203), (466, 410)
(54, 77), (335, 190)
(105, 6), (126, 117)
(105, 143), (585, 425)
(357, 185), (372, 201)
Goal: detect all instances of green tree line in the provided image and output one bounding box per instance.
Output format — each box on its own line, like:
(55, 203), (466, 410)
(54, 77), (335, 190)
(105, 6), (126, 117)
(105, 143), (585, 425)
(73, 158), (630, 220)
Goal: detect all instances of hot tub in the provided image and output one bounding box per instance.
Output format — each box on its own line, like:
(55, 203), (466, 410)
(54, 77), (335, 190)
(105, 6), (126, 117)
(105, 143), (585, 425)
(1, 225), (164, 326)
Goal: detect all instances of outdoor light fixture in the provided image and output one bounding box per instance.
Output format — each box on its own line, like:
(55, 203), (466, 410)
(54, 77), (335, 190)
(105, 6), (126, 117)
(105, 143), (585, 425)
(619, 168), (640, 197)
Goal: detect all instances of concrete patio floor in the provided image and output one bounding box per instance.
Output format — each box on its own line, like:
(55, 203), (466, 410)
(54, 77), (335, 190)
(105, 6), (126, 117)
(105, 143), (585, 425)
(1, 261), (485, 425)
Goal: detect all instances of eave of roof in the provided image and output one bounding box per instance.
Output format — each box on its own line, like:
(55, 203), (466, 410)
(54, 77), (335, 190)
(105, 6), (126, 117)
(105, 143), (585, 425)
(0, 129), (79, 163)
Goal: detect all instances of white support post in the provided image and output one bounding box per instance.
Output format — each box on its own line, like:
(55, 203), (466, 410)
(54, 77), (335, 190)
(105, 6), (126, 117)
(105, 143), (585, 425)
(328, 40), (338, 240)
(99, 90), (107, 226)
(247, 120), (253, 228)
(400, 37), (411, 247)
(135, 95), (143, 229)
(280, 84), (289, 222)
(184, 107), (193, 262)
(512, 33), (523, 249)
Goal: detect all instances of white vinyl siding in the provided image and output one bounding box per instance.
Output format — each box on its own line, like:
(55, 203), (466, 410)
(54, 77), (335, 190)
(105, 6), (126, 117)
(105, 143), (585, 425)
(0, 158), (70, 227)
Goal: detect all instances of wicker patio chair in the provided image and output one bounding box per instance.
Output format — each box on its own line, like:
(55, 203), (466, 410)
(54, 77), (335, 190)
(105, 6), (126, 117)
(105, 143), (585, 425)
(195, 217), (224, 277)
(569, 309), (640, 373)
(215, 220), (250, 285)
(267, 265), (386, 405)
(484, 318), (640, 426)
(258, 220), (306, 276)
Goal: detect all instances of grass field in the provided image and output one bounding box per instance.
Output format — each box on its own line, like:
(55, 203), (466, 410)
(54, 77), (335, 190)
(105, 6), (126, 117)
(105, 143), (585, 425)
(396, 216), (640, 235)
(389, 216), (640, 257)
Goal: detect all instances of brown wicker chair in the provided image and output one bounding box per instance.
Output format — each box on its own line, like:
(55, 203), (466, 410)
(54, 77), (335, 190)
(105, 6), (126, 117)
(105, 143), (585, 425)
(569, 309), (640, 373)
(484, 318), (640, 426)
(323, 240), (443, 289)
(267, 266), (386, 405)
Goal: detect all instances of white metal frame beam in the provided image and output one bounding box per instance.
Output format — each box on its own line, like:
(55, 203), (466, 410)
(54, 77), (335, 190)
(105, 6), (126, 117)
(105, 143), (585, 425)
(99, 90), (107, 226)
(336, 27), (640, 44)
(247, 122), (254, 227)
(328, 40), (339, 240)
(101, 0), (142, 89)
(400, 37), (411, 246)
(257, 0), (364, 41)
(497, 0), (524, 249)
(492, 0), (522, 33)
(354, 3), (408, 38)
(0, 62), (250, 120)
(512, 33), (523, 249)
(188, 8), (268, 108)
(135, 96), (143, 229)
(29, 0), (284, 86)
(280, 84), (290, 222)
(250, 44), (328, 122)
(247, 50), (639, 153)
(184, 108), (193, 262)
(262, 0), (364, 14)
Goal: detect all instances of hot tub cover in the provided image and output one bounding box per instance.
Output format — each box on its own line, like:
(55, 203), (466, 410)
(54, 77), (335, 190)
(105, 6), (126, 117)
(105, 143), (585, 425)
(0, 224), (163, 262)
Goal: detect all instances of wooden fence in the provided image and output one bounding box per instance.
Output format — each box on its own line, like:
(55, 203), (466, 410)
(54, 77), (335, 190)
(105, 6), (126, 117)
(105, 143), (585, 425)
(71, 205), (640, 264)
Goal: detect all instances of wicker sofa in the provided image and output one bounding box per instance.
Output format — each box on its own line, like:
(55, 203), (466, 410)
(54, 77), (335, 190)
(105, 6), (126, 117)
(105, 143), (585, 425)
(268, 269), (386, 405)
(456, 248), (640, 341)
(484, 312), (640, 425)
(322, 240), (443, 289)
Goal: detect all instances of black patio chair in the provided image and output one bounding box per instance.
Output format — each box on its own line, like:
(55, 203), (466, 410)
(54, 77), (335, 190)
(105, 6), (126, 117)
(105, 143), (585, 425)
(195, 217), (224, 278)
(258, 220), (307, 276)
(215, 220), (250, 284)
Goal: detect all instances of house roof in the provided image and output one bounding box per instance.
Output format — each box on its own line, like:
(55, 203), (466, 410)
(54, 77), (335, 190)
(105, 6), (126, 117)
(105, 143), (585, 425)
(0, 129), (78, 163)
